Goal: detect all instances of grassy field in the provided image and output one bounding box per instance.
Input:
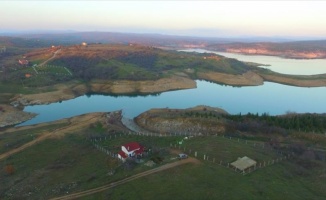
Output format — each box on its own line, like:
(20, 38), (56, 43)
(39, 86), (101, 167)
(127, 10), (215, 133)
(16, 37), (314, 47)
(0, 122), (69, 154)
(1, 123), (324, 200)
(88, 160), (326, 200)
(0, 130), (182, 199)
(34, 65), (71, 75)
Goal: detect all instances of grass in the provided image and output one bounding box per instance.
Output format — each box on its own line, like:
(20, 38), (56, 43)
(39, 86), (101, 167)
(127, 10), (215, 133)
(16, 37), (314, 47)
(97, 134), (184, 151)
(0, 132), (180, 199)
(0, 134), (110, 199)
(35, 65), (72, 75)
(96, 133), (279, 164)
(0, 122), (69, 154)
(178, 136), (279, 163)
(0, 125), (325, 199)
(88, 160), (326, 200)
(0, 93), (14, 104)
(77, 134), (326, 200)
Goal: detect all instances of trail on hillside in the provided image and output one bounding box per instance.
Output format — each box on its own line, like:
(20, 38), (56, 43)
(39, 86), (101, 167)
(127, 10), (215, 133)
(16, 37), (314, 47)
(50, 157), (200, 200)
(121, 117), (157, 135)
(0, 113), (103, 161)
(39, 49), (61, 66)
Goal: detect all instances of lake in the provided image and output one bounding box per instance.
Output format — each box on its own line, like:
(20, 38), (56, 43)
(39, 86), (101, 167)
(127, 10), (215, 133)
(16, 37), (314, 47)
(181, 49), (326, 75)
(20, 51), (326, 126)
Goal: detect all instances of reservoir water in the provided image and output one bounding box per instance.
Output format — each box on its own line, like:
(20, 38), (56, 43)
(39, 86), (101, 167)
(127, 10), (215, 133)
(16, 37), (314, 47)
(182, 49), (326, 75)
(20, 51), (326, 126)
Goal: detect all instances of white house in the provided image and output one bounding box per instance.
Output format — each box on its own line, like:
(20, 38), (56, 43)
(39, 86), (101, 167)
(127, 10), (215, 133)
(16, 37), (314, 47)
(118, 142), (144, 162)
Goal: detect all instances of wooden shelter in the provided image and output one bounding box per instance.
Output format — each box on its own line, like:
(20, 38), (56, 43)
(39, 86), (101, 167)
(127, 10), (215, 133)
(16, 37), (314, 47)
(231, 156), (257, 171)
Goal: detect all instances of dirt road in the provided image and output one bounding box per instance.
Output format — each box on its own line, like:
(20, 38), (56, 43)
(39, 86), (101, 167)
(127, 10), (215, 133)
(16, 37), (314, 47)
(0, 113), (104, 161)
(39, 49), (61, 66)
(50, 157), (199, 200)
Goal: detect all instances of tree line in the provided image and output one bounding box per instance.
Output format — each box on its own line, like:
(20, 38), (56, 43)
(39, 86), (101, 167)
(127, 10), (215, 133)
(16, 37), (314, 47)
(225, 112), (326, 134)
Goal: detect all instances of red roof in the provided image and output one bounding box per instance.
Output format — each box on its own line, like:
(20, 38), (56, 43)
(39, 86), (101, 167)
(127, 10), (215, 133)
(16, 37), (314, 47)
(123, 142), (142, 152)
(118, 151), (127, 158)
(122, 142), (144, 155)
(19, 59), (29, 65)
(135, 146), (144, 155)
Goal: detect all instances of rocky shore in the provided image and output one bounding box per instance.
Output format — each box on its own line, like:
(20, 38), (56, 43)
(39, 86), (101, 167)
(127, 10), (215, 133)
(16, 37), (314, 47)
(198, 71), (264, 86)
(0, 104), (37, 128)
(134, 106), (228, 136)
(9, 75), (196, 107)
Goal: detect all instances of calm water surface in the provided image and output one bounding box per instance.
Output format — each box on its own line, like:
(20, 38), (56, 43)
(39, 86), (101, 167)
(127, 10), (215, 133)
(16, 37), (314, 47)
(20, 81), (326, 126)
(20, 50), (326, 126)
(181, 49), (326, 75)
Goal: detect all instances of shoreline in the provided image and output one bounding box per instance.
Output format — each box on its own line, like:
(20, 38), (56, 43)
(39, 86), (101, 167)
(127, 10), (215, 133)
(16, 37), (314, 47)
(9, 71), (326, 107)
(0, 104), (37, 128)
(1, 71), (326, 128)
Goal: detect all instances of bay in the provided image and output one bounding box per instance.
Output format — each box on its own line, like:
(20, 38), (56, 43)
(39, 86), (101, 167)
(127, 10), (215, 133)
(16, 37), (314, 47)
(181, 49), (326, 75)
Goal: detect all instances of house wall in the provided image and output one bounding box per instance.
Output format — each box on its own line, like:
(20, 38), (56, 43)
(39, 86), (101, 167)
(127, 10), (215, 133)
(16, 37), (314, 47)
(122, 146), (139, 157)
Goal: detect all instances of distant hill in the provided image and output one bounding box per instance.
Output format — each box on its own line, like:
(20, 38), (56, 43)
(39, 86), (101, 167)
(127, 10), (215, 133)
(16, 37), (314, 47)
(2, 31), (326, 59)
(206, 41), (326, 59)
(3, 31), (301, 47)
(14, 31), (232, 47)
(0, 36), (51, 48)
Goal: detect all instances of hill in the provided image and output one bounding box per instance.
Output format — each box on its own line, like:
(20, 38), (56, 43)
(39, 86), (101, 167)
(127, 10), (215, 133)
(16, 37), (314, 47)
(4, 31), (326, 59)
(206, 41), (326, 59)
(1, 42), (326, 109)
(0, 43), (255, 88)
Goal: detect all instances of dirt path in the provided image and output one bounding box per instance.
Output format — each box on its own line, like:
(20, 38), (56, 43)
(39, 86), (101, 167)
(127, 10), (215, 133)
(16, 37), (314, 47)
(0, 113), (104, 161)
(50, 157), (200, 200)
(39, 49), (61, 66)
(121, 117), (158, 135)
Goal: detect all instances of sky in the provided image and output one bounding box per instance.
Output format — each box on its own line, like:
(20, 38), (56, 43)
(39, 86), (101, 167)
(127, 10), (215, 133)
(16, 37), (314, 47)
(1, 1), (326, 38)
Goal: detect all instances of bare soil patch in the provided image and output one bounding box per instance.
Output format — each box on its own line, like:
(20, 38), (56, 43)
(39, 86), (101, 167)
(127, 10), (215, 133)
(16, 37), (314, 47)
(0, 104), (36, 128)
(260, 73), (326, 87)
(10, 75), (196, 107)
(198, 71), (264, 86)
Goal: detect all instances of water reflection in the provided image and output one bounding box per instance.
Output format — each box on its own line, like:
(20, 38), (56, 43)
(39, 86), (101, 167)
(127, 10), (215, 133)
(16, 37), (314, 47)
(20, 80), (326, 126)
(181, 49), (326, 75)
